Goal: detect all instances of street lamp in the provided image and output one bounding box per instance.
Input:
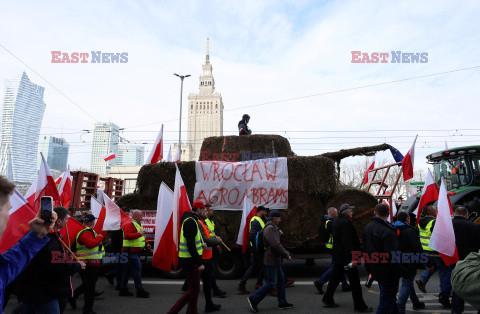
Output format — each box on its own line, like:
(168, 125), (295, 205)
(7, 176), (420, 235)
(174, 73), (190, 156)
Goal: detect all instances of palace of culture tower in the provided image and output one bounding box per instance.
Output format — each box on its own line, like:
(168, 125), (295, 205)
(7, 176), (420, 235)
(175, 38), (224, 161)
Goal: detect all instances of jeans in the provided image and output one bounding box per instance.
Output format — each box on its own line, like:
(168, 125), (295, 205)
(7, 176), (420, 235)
(74, 267), (98, 312)
(317, 256), (348, 286)
(397, 270), (420, 313)
(250, 266), (288, 305)
(451, 290), (465, 314)
(120, 252), (143, 290)
(168, 265), (201, 314)
(240, 250), (264, 286)
(107, 261), (123, 289)
(22, 299), (60, 314)
(419, 256), (452, 299)
(378, 278), (399, 314)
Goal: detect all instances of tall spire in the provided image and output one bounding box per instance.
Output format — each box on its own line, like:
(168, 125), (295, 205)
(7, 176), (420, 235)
(206, 37), (210, 64)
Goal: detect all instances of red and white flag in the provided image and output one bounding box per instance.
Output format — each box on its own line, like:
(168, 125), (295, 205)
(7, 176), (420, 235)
(174, 145), (181, 162)
(146, 124), (164, 164)
(172, 164), (191, 268)
(402, 135), (418, 181)
(58, 165), (72, 208)
(101, 190), (132, 230)
(413, 169), (439, 226)
(0, 189), (37, 253)
(59, 216), (86, 248)
(55, 172), (65, 185)
(428, 178), (459, 266)
(91, 197), (107, 237)
(152, 182), (175, 271)
(25, 153), (60, 211)
(236, 197), (258, 254)
(363, 156), (376, 185)
(167, 145), (173, 162)
(103, 152), (116, 161)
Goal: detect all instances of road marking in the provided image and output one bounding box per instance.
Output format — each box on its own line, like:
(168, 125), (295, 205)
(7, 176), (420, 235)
(368, 290), (379, 295)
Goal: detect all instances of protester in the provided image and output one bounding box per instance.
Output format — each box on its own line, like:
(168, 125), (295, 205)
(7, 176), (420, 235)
(238, 114), (252, 135)
(119, 209), (150, 298)
(314, 207), (350, 294)
(450, 206), (480, 313)
(106, 208), (130, 290)
(0, 176), (57, 311)
(70, 214), (104, 314)
(238, 206), (269, 294)
(392, 211), (425, 313)
(415, 205), (452, 308)
(247, 210), (293, 312)
(16, 206), (85, 314)
(168, 201), (206, 314)
(322, 203), (372, 312)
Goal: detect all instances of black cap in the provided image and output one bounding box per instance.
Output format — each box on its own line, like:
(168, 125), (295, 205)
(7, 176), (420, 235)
(257, 206), (269, 213)
(339, 203), (355, 214)
(83, 214), (96, 223)
(269, 210), (281, 218)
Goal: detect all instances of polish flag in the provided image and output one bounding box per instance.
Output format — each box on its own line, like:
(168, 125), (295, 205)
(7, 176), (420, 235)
(101, 190), (132, 230)
(0, 189), (37, 253)
(103, 152), (116, 161)
(402, 135), (418, 181)
(91, 197), (107, 237)
(55, 172), (65, 185)
(172, 164), (191, 268)
(167, 145), (173, 162)
(152, 182), (175, 271)
(174, 145), (181, 162)
(428, 178), (459, 266)
(413, 169), (439, 226)
(25, 153), (60, 211)
(59, 217), (86, 248)
(58, 165), (72, 208)
(363, 156), (376, 185)
(146, 124), (164, 164)
(236, 197), (258, 254)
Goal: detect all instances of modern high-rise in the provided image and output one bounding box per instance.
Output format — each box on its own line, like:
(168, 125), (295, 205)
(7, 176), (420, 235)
(37, 136), (69, 171)
(0, 72), (46, 183)
(185, 38), (224, 161)
(90, 122), (119, 175)
(116, 144), (144, 166)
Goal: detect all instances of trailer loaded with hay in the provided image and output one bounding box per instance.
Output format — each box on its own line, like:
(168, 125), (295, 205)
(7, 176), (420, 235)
(117, 135), (390, 278)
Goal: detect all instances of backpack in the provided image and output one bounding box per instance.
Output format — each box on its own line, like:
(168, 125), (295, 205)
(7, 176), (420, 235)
(318, 217), (332, 243)
(256, 228), (267, 258)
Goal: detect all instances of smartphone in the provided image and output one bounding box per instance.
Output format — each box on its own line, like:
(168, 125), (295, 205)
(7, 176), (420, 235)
(40, 196), (53, 223)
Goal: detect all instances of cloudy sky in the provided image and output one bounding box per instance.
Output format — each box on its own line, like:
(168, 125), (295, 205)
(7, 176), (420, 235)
(1, 0), (479, 174)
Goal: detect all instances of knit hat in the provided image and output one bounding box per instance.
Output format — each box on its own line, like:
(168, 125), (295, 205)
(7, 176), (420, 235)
(339, 203), (355, 214)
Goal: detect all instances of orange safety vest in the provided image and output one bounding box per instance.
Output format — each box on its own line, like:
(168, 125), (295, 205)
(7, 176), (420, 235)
(198, 220), (213, 260)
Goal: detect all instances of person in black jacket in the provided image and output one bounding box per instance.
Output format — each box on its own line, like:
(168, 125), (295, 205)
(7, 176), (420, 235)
(105, 207), (130, 289)
(451, 206), (480, 314)
(392, 211), (425, 313)
(238, 114), (252, 136)
(322, 204), (371, 312)
(16, 206), (85, 314)
(362, 203), (401, 314)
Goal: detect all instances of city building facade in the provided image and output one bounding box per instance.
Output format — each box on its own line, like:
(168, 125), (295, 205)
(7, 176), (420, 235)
(116, 144), (144, 166)
(90, 122), (119, 175)
(37, 136), (69, 171)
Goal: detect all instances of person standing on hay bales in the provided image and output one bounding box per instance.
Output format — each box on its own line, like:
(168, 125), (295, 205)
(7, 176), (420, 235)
(313, 207), (350, 294)
(238, 114), (252, 136)
(322, 203), (372, 312)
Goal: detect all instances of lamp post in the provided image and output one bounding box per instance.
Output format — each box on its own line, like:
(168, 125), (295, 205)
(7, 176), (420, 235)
(174, 73), (190, 157)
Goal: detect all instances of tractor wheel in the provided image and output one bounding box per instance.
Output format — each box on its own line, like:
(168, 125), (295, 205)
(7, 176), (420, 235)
(214, 251), (243, 279)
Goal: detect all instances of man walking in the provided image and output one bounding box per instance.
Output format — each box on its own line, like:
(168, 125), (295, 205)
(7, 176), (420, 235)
(247, 210), (293, 312)
(204, 203), (226, 298)
(119, 209), (150, 298)
(238, 206), (269, 294)
(322, 203), (371, 312)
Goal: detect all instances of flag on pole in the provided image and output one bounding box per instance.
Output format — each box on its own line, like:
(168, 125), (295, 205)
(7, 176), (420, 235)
(174, 145), (181, 162)
(103, 152), (116, 161)
(0, 189), (37, 253)
(146, 124), (164, 164)
(58, 165), (72, 208)
(152, 182), (175, 271)
(172, 164), (191, 268)
(413, 169), (439, 226)
(167, 145), (173, 162)
(363, 156), (376, 185)
(59, 217), (86, 248)
(428, 178), (459, 266)
(236, 197), (258, 254)
(402, 135), (418, 181)
(55, 172), (65, 185)
(101, 190), (132, 230)
(91, 197), (107, 237)
(25, 153), (60, 211)
(387, 144), (404, 163)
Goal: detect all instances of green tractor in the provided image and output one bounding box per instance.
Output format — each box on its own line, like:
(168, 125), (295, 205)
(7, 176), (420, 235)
(402, 145), (480, 222)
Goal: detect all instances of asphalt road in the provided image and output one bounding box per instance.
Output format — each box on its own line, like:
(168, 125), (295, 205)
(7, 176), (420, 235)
(5, 259), (478, 313)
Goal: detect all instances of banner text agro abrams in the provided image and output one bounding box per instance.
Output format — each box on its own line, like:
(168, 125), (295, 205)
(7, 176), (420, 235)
(194, 158), (288, 210)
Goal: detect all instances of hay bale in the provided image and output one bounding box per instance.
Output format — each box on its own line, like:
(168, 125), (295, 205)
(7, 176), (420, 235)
(326, 188), (378, 237)
(199, 135), (294, 162)
(320, 144), (389, 163)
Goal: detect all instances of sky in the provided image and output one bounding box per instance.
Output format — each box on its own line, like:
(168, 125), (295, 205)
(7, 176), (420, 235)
(1, 0), (480, 175)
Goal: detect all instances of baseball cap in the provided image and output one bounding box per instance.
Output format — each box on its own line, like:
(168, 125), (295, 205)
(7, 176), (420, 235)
(192, 201), (206, 209)
(83, 214), (96, 223)
(339, 203), (355, 214)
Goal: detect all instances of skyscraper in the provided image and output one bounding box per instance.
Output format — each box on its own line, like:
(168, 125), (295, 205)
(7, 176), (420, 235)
(116, 144), (144, 166)
(185, 38), (224, 161)
(0, 72), (46, 183)
(37, 136), (69, 171)
(90, 122), (119, 175)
